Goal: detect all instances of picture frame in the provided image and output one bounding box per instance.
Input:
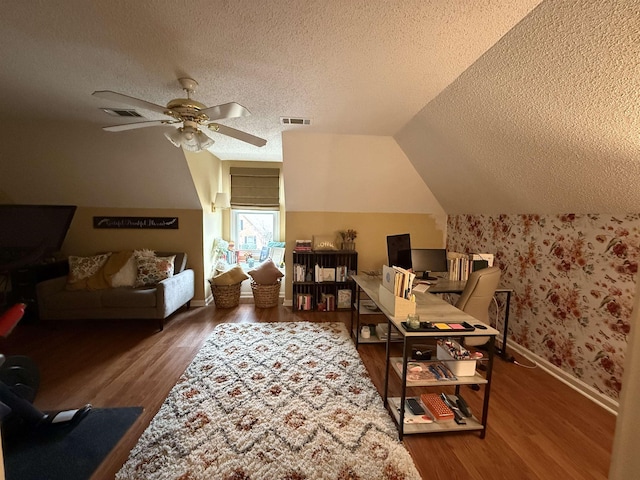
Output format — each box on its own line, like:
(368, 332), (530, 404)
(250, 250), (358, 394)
(269, 246), (285, 266)
(337, 289), (352, 309)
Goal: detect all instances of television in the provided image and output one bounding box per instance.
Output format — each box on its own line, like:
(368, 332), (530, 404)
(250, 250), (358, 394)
(0, 204), (76, 269)
(386, 234), (412, 269)
(410, 248), (448, 280)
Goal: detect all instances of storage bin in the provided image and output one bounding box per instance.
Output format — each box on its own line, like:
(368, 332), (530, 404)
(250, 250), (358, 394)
(250, 279), (281, 308)
(209, 281), (242, 308)
(437, 340), (477, 376)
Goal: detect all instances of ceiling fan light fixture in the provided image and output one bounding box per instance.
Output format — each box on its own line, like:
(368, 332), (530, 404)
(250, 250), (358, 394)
(164, 128), (184, 148)
(165, 126), (214, 152)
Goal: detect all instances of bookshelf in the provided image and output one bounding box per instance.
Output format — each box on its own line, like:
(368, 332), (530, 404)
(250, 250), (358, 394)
(292, 250), (357, 311)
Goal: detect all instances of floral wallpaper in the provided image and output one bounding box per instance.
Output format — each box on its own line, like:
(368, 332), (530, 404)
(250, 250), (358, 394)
(447, 214), (640, 401)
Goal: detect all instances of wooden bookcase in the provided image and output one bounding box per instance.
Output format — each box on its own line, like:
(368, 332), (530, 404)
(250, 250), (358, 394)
(292, 250), (357, 311)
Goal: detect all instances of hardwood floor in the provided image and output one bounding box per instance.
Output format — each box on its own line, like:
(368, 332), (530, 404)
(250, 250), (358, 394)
(0, 305), (616, 479)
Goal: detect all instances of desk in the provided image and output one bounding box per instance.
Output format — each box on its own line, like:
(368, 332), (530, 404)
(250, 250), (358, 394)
(351, 274), (499, 439)
(427, 278), (512, 360)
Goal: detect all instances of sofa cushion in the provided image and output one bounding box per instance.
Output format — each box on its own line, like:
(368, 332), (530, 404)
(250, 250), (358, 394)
(248, 259), (284, 284)
(46, 290), (104, 310)
(66, 253), (112, 290)
(211, 265), (249, 286)
(102, 287), (158, 308)
(135, 255), (176, 287)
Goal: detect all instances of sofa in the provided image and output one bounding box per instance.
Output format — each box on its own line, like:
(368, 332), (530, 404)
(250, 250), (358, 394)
(36, 251), (194, 330)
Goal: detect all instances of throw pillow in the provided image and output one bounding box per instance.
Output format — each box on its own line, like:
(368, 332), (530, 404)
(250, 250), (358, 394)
(134, 248), (156, 258)
(110, 251), (138, 288)
(135, 255), (176, 287)
(66, 253), (112, 289)
(248, 259), (284, 285)
(211, 266), (249, 286)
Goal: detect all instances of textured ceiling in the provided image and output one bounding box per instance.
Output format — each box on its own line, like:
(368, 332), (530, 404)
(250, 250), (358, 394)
(396, 0), (640, 214)
(0, 0), (541, 161)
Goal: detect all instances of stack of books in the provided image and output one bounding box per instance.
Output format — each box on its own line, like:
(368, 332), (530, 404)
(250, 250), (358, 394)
(296, 294), (313, 310)
(294, 240), (312, 252)
(376, 323), (402, 341)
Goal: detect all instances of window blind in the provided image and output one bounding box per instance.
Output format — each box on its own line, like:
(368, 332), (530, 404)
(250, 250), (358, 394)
(229, 167), (280, 208)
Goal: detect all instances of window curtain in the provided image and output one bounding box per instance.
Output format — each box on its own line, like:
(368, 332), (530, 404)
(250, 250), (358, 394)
(230, 167), (280, 208)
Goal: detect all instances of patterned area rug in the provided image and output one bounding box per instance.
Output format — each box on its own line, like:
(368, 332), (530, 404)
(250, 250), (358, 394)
(117, 322), (421, 479)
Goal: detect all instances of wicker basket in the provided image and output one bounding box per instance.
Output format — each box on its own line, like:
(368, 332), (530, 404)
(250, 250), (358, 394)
(209, 281), (242, 308)
(250, 279), (281, 308)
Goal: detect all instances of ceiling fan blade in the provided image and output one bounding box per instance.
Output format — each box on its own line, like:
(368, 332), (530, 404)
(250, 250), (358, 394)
(209, 123), (267, 147)
(103, 120), (173, 132)
(199, 102), (251, 121)
(92, 90), (168, 115)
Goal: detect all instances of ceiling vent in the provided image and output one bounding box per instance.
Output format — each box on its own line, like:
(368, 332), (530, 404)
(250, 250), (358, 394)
(280, 117), (311, 126)
(101, 108), (144, 118)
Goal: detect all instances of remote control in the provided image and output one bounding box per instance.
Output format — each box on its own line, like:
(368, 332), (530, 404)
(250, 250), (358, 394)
(406, 398), (426, 415)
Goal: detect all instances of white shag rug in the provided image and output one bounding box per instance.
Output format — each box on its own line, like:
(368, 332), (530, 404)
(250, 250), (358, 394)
(116, 322), (421, 480)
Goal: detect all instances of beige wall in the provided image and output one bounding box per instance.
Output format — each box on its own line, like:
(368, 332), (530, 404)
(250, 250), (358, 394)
(284, 211), (444, 302)
(63, 207), (206, 301)
(184, 150), (225, 301)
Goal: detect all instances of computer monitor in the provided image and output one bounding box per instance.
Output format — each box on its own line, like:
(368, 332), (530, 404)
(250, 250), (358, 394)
(386, 234), (412, 269)
(411, 248), (448, 280)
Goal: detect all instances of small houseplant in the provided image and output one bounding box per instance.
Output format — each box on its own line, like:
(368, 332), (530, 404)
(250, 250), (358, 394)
(339, 229), (357, 250)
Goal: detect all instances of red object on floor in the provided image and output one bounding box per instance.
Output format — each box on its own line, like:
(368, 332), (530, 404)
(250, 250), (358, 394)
(0, 303), (26, 338)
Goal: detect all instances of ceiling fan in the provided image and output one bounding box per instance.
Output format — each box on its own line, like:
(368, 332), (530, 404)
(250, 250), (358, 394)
(92, 78), (267, 152)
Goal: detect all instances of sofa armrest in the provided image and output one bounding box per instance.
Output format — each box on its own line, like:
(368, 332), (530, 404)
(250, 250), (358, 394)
(36, 276), (68, 318)
(156, 269), (195, 318)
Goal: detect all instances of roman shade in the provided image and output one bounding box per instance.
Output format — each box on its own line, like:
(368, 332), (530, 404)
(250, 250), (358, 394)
(230, 167), (280, 208)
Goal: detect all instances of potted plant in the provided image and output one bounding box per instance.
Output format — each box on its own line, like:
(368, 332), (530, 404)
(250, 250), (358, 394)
(338, 229), (357, 250)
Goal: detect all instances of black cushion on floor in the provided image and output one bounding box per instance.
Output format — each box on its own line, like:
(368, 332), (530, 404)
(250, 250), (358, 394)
(4, 406), (143, 480)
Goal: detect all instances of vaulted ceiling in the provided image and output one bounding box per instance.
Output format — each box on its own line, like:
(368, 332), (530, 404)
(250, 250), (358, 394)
(1, 0), (638, 213)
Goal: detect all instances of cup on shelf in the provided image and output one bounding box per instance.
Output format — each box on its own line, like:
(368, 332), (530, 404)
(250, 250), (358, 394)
(361, 326), (371, 339)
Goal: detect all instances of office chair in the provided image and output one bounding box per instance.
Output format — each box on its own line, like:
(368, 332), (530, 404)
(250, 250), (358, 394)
(455, 266), (501, 347)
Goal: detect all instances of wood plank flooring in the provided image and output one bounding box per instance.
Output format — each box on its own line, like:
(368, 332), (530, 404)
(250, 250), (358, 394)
(0, 305), (616, 479)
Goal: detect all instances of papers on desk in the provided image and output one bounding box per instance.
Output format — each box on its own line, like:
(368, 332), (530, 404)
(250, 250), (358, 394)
(412, 283), (430, 294)
(382, 265), (416, 299)
(381, 265), (417, 317)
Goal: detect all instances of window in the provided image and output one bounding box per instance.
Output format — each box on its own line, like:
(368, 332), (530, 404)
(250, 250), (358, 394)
(231, 210), (280, 267)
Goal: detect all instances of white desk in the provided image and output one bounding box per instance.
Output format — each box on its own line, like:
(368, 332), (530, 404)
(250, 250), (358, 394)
(351, 274), (499, 439)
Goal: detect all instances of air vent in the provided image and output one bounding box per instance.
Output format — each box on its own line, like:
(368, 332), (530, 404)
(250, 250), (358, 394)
(280, 117), (311, 126)
(101, 108), (144, 118)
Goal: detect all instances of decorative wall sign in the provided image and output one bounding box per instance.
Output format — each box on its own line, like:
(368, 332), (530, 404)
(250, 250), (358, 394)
(93, 216), (179, 229)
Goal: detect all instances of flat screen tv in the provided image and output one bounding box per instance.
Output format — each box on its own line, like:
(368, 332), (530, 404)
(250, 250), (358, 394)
(0, 204), (76, 268)
(386, 233), (412, 269)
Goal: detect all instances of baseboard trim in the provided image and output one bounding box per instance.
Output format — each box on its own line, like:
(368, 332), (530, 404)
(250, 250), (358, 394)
(508, 342), (619, 415)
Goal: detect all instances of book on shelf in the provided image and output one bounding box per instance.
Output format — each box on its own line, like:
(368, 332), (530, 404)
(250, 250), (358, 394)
(336, 265), (348, 282)
(296, 293), (313, 310)
(293, 263), (307, 282)
(447, 252), (494, 281)
(320, 293), (336, 311)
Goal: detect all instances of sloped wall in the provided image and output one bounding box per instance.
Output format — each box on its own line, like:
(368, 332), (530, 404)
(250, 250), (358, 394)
(447, 213), (639, 403)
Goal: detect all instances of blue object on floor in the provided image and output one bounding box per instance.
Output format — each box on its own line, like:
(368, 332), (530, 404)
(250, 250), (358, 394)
(4, 406), (143, 480)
